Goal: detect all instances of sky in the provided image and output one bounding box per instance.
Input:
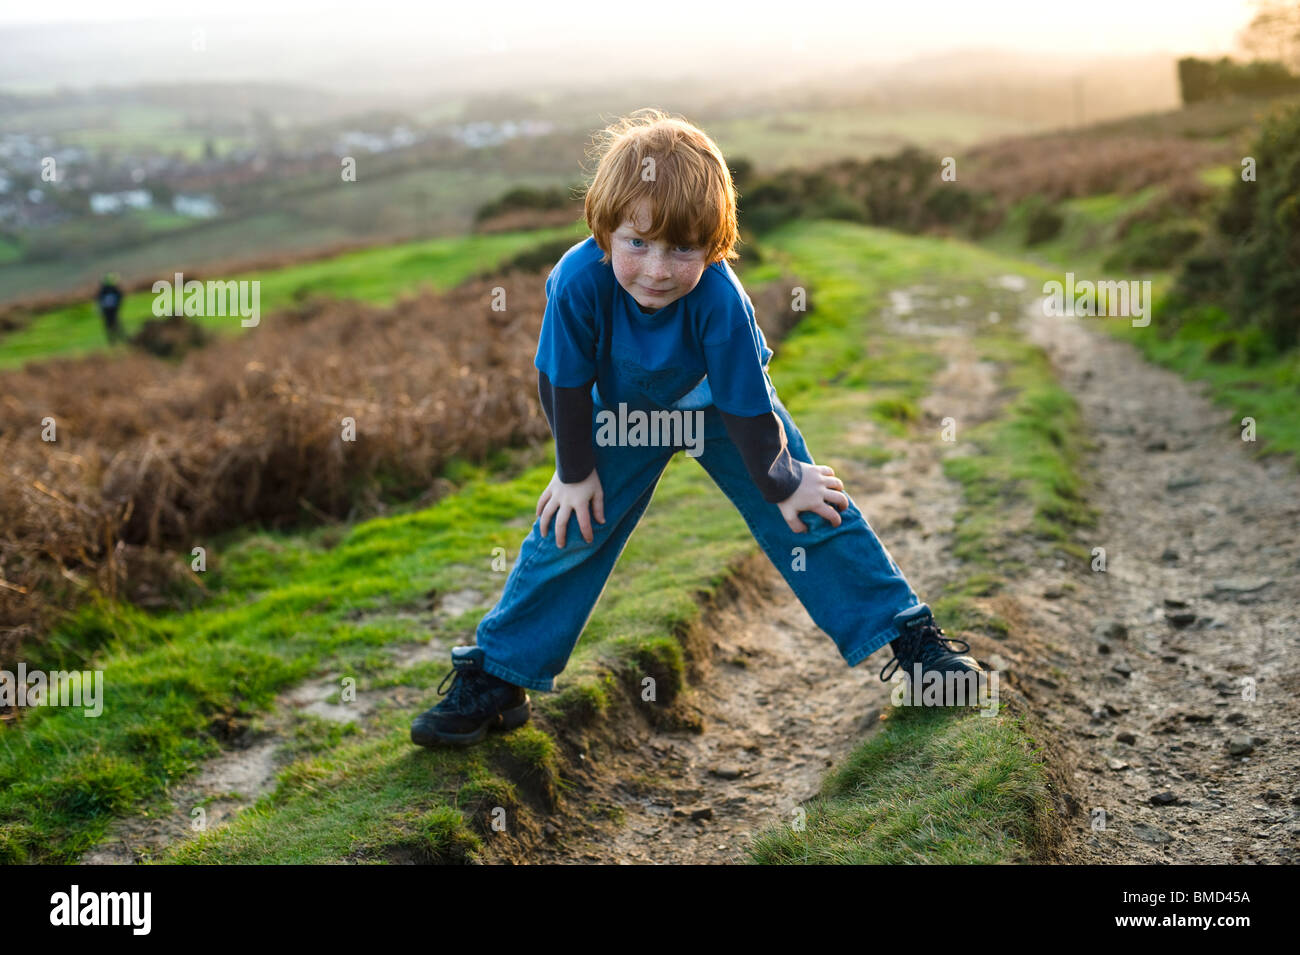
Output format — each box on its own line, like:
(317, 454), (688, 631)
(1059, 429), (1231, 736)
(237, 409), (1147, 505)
(0, 0), (1261, 96)
(1, 0), (1255, 55)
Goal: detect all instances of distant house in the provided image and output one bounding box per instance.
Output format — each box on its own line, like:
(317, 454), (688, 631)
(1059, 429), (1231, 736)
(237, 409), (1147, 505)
(448, 119), (556, 149)
(337, 130), (390, 154)
(89, 189), (153, 214)
(334, 126), (423, 156)
(172, 194), (220, 218)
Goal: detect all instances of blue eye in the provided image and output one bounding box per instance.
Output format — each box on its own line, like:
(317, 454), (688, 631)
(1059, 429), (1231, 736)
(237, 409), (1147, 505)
(628, 236), (696, 254)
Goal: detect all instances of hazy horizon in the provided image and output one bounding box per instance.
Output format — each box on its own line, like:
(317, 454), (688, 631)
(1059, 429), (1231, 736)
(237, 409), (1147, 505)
(1, 0), (1257, 98)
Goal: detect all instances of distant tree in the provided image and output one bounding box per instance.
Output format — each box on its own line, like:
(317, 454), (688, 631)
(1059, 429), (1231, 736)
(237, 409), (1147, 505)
(729, 157), (755, 193)
(1176, 54), (1300, 104)
(1239, 1), (1300, 70)
(1172, 101), (1300, 353)
(1177, 57), (1220, 104)
(473, 185), (571, 223)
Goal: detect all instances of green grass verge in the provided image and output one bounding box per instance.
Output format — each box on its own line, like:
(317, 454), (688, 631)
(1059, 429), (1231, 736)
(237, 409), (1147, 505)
(944, 333), (1098, 571)
(748, 704), (1056, 863)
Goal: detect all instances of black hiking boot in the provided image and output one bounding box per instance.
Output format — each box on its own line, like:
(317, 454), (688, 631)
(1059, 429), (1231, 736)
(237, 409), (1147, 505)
(410, 646), (530, 746)
(879, 608), (983, 705)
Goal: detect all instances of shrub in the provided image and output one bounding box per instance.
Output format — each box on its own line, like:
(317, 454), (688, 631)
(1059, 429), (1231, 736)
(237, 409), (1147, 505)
(1104, 219), (1207, 271)
(1170, 101), (1300, 352)
(1024, 203), (1064, 246)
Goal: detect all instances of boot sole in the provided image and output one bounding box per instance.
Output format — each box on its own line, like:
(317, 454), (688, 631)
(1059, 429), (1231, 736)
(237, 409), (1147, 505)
(410, 697), (531, 747)
(901, 663), (987, 706)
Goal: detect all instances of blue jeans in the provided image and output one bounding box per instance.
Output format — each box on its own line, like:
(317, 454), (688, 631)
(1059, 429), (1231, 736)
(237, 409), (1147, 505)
(475, 388), (928, 691)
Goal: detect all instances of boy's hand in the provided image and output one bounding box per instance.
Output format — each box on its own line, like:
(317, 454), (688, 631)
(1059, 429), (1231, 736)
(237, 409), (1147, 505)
(537, 467), (606, 548)
(777, 463), (849, 533)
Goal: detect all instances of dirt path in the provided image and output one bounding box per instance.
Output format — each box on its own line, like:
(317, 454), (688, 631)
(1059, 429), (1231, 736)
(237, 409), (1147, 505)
(527, 285), (1015, 864)
(525, 279), (1300, 865)
(1017, 308), (1300, 863)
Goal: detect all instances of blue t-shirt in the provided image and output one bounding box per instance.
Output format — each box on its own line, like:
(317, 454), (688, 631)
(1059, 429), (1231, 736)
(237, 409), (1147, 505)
(534, 236), (776, 417)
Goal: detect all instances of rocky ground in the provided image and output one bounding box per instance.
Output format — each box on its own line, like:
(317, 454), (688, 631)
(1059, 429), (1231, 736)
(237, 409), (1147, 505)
(1022, 307), (1299, 863)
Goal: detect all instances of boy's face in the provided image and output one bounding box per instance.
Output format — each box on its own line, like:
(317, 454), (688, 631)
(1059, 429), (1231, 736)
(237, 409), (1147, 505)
(610, 198), (709, 313)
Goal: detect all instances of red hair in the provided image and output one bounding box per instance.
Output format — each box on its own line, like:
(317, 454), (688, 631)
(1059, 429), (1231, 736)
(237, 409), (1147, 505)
(580, 108), (741, 267)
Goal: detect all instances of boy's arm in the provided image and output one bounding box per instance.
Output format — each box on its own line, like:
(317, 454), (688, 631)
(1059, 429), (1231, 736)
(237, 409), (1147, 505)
(717, 409), (803, 504)
(538, 369), (597, 483)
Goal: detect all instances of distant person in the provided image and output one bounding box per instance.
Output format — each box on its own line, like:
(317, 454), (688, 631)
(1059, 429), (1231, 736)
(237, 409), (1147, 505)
(409, 109), (983, 748)
(96, 273), (124, 344)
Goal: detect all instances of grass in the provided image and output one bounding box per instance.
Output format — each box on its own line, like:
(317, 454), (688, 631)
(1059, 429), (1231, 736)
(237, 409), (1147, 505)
(0, 428), (755, 861)
(748, 704), (1055, 863)
(0, 237), (23, 265)
(0, 154), (585, 305)
(8, 102), (1295, 863)
(0, 252), (807, 862)
(943, 333), (1098, 570)
(760, 160), (1298, 865)
(979, 187), (1165, 274)
(787, 173), (1299, 866)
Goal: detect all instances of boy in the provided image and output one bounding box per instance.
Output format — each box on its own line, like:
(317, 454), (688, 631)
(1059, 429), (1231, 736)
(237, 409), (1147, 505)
(411, 108), (980, 747)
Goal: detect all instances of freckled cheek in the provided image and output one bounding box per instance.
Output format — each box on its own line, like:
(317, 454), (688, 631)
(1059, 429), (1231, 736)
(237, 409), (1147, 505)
(677, 271), (702, 294)
(612, 260), (635, 285)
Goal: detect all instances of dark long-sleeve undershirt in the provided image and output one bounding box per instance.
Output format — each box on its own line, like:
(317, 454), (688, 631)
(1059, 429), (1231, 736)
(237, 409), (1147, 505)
(716, 407), (804, 504)
(537, 369), (597, 484)
(537, 369), (803, 504)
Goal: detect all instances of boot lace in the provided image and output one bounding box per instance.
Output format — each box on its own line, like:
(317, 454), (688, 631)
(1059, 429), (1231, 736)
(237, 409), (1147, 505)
(879, 620), (970, 681)
(436, 666), (488, 711)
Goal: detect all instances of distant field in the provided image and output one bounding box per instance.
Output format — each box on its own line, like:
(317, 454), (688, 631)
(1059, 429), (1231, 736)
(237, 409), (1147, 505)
(0, 103), (180, 138)
(1049, 92), (1300, 142)
(5, 92), (1283, 315)
(62, 130), (249, 162)
(708, 105), (1048, 172)
(0, 221), (587, 369)
(0, 103), (1053, 305)
(0, 164), (581, 303)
